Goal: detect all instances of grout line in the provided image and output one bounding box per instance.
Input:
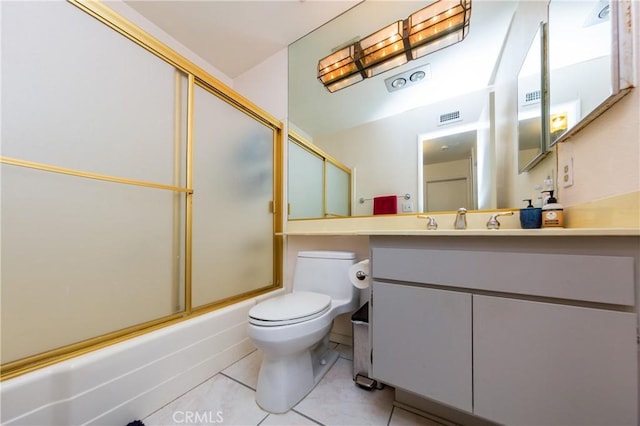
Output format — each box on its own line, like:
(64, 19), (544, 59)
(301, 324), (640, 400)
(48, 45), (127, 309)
(292, 408), (325, 426)
(232, 348), (258, 364)
(142, 372), (220, 421)
(219, 372), (257, 392)
(387, 405), (395, 426)
(255, 413), (270, 426)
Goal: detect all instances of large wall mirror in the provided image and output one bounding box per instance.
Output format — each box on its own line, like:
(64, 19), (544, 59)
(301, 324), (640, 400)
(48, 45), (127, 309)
(548, 0), (634, 145)
(287, 0), (633, 219)
(288, 0), (516, 218)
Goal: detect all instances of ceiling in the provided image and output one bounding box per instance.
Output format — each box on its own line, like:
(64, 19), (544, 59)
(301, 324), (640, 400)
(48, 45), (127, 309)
(123, 0), (361, 78)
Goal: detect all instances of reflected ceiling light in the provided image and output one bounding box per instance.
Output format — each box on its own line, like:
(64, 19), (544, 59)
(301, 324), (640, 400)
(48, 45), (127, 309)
(317, 0), (472, 93)
(408, 0), (471, 60)
(317, 44), (363, 93)
(359, 21), (408, 78)
(550, 112), (569, 133)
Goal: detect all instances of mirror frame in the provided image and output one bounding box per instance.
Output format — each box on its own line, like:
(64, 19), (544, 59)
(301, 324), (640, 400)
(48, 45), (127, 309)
(518, 21), (550, 174)
(547, 0), (635, 147)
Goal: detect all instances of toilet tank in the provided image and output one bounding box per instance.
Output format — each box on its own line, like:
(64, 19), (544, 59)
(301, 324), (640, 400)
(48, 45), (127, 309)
(293, 251), (357, 301)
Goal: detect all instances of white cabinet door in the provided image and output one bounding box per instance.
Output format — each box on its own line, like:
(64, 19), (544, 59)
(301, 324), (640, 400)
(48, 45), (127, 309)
(473, 295), (638, 426)
(372, 281), (472, 412)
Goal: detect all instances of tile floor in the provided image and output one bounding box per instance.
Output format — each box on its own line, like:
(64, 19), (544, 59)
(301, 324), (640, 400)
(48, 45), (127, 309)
(143, 342), (446, 426)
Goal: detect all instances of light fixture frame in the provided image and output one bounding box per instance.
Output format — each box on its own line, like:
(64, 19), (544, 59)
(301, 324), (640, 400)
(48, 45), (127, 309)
(317, 0), (472, 93)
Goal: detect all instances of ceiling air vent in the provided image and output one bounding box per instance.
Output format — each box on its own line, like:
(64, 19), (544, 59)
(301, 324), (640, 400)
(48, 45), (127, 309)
(523, 90), (541, 106)
(438, 110), (461, 126)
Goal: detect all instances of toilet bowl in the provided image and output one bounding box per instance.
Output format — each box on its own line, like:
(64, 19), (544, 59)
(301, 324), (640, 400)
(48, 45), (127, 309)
(248, 251), (359, 413)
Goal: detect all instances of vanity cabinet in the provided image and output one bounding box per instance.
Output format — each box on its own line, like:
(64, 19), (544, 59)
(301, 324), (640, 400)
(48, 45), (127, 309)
(371, 281), (472, 412)
(370, 236), (638, 426)
(474, 295), (637, 425)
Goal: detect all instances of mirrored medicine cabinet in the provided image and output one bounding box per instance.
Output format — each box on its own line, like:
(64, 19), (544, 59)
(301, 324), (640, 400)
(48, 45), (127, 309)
(517, 22), (549, 174)
(547, 0), (634, 146)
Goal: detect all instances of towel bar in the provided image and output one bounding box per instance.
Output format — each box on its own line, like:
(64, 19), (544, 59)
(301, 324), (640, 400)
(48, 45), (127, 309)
(359, 193), (410, 204)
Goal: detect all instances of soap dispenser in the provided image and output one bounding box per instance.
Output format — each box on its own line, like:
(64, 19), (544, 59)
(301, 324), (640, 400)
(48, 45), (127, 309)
(520, 199), (542, 229)
(541, 190), (564, 228)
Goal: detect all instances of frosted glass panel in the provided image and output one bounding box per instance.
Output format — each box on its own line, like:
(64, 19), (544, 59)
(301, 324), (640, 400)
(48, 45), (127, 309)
(288, 141), (324, 219)
(0, 165), (185, 363)
(1, 1), (183, 185)
(326, 162), (350, 217)
(192, 84), (274, 307)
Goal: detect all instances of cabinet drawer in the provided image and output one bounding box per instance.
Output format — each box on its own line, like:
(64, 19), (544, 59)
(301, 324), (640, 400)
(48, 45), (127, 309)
(371, 247), (634, 305)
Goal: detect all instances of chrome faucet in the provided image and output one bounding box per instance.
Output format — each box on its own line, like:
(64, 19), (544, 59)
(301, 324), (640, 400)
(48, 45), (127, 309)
(454, 208), (467, 229)
(486, 211), (514, 230)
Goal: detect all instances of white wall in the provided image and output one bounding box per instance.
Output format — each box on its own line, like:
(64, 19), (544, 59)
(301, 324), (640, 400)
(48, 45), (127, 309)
(315, 89), (489, 216)
(476, 94), (495, 210)
(234, 48), (288, 123)
(104, 1), (232, 87)
(286, 236), (370, 344)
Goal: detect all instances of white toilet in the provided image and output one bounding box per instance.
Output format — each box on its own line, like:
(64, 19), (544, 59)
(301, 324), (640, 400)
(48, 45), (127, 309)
(248, 250), (359, 413)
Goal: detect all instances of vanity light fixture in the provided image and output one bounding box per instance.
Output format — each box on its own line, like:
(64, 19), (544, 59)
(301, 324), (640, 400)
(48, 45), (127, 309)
(317, 0), (471, 93)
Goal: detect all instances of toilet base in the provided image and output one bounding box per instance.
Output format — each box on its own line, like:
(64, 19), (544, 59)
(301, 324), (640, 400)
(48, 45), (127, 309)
(255, 339), (339, 413)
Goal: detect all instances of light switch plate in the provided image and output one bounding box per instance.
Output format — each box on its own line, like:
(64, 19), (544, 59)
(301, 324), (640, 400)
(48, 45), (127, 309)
(402, 201), (413, 212)
(561, 158), (574, 188)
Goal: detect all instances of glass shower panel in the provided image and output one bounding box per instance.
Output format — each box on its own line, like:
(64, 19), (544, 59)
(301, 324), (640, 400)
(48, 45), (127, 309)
(191, 84), (275, 308)
(0, 164), (185, 364)
(287, 140), (324, 219)
(1, 1), (181, 186)
(325, 162), (351, 217)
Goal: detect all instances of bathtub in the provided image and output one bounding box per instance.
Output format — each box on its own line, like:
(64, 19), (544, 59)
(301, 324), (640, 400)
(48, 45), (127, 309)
(0, 290), (283, 425)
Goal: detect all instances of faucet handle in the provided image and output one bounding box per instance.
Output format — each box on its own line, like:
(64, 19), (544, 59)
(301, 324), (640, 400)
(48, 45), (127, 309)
(418, 215), (438, 230)
(486, 211), (514, 230)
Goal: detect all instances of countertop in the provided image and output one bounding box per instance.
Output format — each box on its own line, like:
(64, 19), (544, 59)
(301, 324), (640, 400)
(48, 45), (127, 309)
(283, 213), (639, 237)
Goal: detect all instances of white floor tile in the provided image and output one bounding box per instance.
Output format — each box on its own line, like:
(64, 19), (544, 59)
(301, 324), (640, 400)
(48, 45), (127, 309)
(144, 374), (267, 426)
(222, 349), (263, 390)
(143, 344), (456, 426)
(389, 407), (446, 426)
(294, 357), (394, 426)
(259, 410), (320, 425)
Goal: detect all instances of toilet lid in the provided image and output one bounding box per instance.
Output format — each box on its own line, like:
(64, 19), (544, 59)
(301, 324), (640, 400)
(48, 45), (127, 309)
(249, 292), (331, 326)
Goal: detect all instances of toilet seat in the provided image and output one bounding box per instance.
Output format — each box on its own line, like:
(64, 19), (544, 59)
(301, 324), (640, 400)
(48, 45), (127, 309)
(249, 292), (331, 326)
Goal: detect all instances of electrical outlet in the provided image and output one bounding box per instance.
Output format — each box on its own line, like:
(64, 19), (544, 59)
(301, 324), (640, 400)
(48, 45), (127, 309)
(561, 158), (574, 188)
(402, 201), (413, 212)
